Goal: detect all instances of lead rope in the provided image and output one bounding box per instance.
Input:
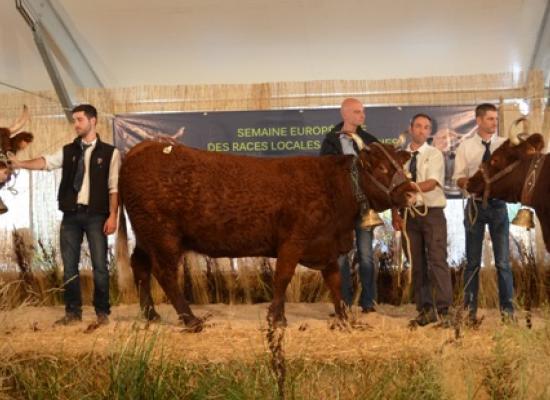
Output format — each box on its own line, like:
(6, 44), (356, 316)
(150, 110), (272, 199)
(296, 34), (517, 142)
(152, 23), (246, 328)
(400, 181), (428, 296)
(463, 189), (479, 227)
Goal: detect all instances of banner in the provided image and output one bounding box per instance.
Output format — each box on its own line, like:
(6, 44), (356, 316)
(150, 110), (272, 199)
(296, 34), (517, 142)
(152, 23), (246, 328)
(113, 106), (476, 196)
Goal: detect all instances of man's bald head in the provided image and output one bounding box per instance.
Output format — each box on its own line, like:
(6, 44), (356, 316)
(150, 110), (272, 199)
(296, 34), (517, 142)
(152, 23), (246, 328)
(340, 98), (365, 132)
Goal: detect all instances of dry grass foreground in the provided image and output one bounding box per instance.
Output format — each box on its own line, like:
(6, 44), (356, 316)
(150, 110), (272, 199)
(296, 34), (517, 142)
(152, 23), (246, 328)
(1, 302), (550, 399)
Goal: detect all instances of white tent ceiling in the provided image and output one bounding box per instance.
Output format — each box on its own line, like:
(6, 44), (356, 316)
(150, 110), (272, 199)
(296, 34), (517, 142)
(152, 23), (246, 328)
(1, 0), (549, 93)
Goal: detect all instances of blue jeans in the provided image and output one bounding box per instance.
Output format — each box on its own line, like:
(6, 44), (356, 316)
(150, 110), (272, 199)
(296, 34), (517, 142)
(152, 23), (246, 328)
(463, 199), (514, 316)
(60, 209), (110, 316)
(338, 219), (375, 309)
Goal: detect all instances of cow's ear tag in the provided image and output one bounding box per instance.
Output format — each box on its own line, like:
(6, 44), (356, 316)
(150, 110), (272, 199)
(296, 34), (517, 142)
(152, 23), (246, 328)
(163, 145), (173, 154)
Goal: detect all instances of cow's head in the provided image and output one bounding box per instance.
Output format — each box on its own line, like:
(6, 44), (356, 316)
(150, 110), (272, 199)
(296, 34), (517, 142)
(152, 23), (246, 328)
(466, 131), (545, 203)
(1, 106), (33, 185)
(350, 134), (416, 210)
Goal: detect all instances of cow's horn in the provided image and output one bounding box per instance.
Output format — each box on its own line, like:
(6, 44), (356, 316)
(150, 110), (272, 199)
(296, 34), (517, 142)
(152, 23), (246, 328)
(508, 117), (529, 146)
(349, 132), (366, 151)
(394, 131), (407, 148)
(9, 105), (30, 136)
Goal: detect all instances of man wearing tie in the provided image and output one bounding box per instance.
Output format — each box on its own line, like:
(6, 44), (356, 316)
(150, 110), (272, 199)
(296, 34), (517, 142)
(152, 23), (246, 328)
(9, 104), (120, 327)
(453, 103), (514, 325)
(393, 113), (452, 326)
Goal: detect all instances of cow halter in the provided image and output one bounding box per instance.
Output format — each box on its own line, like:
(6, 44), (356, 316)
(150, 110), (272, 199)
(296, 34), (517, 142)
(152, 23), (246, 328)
(520, 154), (545, 206)
(362, 142), (410, 199)
(0, 151), (18, 194)
(478, 160), (521, 208)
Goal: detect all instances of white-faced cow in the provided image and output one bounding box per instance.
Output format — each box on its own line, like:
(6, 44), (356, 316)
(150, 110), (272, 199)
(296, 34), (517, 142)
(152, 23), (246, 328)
(0, 106), (33, 214)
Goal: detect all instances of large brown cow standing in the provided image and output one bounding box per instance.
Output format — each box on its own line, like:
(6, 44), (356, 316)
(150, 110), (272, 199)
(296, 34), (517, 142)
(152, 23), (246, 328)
(118, 138), (415, 331)
(467, 132), (550, 251)
(0, 106), (34, 214)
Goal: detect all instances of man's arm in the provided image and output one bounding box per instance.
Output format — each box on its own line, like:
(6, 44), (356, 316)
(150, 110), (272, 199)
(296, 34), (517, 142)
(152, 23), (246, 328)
(452, 143), (469, 189)
(414, 179), (438, 192)
(416, 150), (445, 192)
(8, 156), (46, 170)
(103, 149), (121, 235)
(103, 192), (119, 235)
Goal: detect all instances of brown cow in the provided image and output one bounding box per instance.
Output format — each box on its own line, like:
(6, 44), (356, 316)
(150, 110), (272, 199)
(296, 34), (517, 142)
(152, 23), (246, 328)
(466, 132), (549, 251)
(118, 138), (415, 331)
(0, 106), (33, 214)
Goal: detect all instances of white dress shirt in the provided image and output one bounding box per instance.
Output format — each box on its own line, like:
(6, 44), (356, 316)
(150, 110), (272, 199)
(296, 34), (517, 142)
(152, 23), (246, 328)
(452, 132), (506, 182)
(43, 139), (121, 205)
(404, 142), (446, 208)
(339, 134), (357, 156)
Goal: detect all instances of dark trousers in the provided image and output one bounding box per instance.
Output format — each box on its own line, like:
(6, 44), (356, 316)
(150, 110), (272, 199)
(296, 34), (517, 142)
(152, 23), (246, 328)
(464, 199), (514, 316)
(60, 208), (110, 316)
(404, 207), (452, 313)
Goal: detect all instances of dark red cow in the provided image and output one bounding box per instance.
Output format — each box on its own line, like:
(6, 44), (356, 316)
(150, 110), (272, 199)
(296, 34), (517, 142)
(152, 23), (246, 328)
(467, 132), (550, 251)
(118, 138), (415, 331)
(0, 106), (33, 214)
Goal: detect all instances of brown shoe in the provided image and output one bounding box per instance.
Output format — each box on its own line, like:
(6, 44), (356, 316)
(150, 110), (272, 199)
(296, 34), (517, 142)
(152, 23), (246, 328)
(84, 314), (109, 333)
(361, 306), (376, 314)
(96, 313), (110, 326)
(54, 313), (82, 326)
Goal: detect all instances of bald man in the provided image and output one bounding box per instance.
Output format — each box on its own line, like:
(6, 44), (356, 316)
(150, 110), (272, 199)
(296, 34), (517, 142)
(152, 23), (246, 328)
(320, 98), (379, 313)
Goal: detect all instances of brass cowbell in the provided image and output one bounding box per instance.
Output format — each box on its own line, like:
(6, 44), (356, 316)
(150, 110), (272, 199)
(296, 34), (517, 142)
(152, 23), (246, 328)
(511, 208), (535, 230)
(360, 209), (384, 230)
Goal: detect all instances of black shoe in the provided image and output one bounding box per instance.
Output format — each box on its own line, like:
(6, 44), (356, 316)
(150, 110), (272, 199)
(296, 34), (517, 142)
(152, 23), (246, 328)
(54, 313), (82, 326)
(361, 306), (376, 314)
(410, 309), (437, 326)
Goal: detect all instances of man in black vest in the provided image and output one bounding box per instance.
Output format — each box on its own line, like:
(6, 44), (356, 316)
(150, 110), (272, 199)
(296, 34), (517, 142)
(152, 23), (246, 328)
(10, 104), (120, 327)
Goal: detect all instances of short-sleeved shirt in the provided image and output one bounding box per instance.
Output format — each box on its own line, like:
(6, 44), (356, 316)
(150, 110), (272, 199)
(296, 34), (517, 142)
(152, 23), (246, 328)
(404, 142), (446, 208)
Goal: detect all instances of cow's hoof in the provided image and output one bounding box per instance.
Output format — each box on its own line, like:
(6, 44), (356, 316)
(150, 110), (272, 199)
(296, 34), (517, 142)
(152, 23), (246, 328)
(328, 317), (351, 332)
(144, 308), (161, 322)
(182, 318), (203, 333)
(273, 316), (287, 329)
(267, 314), (287, 329)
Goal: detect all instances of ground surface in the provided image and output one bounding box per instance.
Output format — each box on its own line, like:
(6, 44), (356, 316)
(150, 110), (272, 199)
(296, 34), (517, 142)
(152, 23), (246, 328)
(1, 302), (544, 363)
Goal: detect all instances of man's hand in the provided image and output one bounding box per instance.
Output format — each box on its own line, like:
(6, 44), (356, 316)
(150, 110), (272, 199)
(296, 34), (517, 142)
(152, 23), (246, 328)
(103, 214), (118, 235)
(7, 153), (18, 169)
(457, 177), (468, 190)
(391, 209), (404, 231)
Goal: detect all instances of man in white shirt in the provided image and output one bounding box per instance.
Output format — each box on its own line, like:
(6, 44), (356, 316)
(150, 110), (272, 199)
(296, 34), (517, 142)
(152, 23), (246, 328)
(453, 103), (514, 324)
(393, 113), (452, 326)
(9, 104), (120, 327)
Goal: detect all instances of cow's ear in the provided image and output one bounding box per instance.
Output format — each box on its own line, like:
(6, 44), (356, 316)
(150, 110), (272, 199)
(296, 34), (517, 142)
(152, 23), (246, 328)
(525, 133), (545, 152)
(516, 133), (545, 159)
(396, 150), (411, 166)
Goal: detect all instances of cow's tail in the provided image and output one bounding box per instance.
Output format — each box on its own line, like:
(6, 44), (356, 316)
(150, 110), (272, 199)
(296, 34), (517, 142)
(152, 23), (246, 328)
(115, 197), (135, 302)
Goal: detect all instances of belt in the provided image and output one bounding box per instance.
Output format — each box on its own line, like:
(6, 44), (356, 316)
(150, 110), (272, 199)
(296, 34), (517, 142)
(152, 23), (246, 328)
(400, 205), (443, 216)
(472, 198), (506, 207)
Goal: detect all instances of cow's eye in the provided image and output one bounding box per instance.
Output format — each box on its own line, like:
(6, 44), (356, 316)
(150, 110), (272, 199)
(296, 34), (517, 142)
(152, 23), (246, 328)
(490, 158), (498, 166)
